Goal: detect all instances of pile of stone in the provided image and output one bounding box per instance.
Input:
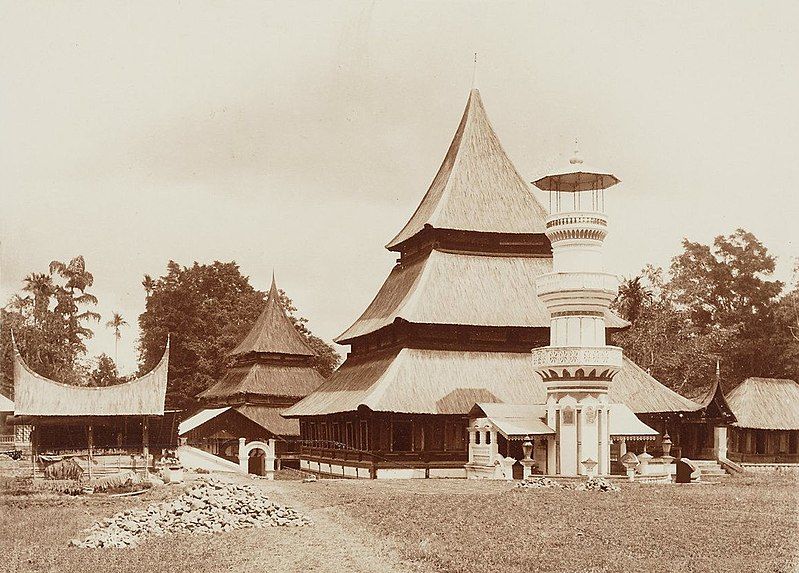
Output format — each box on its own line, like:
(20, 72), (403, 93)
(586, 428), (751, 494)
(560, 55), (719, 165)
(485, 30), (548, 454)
(71, 478), (312, 548)
(575, 476), (620, 492)
(516, 476), (566, 489)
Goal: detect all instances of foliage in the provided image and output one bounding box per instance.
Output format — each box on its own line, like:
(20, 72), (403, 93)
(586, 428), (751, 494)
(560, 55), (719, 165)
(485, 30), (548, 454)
(138, 261), (340, 409)
(612, 230), (797, 395)
(88, 353), (121, 387)
(1, 256), (99, 393)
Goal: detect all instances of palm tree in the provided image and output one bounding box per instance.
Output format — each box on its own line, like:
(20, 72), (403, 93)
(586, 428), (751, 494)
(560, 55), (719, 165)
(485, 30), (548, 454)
(22, 272), (53, 323)
(106, 312), (128, 366)
(142, 274), (155, 296)
(615, 276), (652, 324)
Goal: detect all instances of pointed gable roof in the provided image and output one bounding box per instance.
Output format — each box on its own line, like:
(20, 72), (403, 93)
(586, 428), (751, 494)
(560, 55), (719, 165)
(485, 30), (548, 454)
(229, 276), (315, 358)
(386, 89), (549, 250)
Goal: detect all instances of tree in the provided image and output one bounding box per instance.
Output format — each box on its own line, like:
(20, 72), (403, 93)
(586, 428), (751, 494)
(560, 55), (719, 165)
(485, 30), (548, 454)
(88, 353), (121, 387)
(1, 255), (99, 391)
(612, 230), (794, 395)
(106, 312), (128, 366)
(138, 261), (340, 409)
(669, 229), (785, 386)
(615, 276), (652, 324)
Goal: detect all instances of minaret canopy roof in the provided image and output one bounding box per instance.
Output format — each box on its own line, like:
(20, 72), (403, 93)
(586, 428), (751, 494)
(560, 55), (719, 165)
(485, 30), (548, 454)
(386, 89), (548, 251)
(229, 276), (315, 358)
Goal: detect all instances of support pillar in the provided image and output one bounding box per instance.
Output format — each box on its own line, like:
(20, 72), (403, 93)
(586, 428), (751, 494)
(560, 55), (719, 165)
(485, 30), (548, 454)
(141, 416), (149, 474)
(87, 423), (94, 481)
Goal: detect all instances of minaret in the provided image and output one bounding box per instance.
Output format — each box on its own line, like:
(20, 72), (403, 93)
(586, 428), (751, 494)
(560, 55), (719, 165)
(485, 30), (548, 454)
(531, 149), (622, 476)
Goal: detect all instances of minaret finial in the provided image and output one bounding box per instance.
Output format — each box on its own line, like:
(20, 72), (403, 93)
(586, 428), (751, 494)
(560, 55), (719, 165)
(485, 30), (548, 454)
(570, 138), (583, 166)
(471, 52), (478, 89)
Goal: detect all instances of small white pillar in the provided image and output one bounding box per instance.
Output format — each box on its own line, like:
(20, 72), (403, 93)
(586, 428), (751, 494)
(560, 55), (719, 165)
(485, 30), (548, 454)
(264, 438), (276, 480)
(238, 438), (248, 474)
(714, 426), (728, 460)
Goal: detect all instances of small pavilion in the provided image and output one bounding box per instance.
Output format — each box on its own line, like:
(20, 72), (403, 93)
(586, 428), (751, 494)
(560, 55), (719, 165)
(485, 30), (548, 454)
(725, 377), (799, 465)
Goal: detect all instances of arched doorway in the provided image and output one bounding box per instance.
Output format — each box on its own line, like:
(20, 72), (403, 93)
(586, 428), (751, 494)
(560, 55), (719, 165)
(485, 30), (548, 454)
(248, 448), (266, 475)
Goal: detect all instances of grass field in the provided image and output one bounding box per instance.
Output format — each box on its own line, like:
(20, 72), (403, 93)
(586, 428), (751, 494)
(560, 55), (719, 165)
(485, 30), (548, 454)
(1, 473), (796, 573)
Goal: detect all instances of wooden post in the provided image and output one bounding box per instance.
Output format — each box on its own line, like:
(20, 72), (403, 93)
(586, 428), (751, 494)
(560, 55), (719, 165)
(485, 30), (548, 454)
(87, 423), (94, 481)
(142, 416), (149, 475)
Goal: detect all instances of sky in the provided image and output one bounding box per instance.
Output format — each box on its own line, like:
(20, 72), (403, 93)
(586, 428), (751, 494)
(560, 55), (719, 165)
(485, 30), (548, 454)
(1, 1), (797, 376)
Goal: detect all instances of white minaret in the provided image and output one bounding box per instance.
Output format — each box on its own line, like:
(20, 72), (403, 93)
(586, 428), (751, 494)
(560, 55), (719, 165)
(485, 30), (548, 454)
(531, 150), (622, 476)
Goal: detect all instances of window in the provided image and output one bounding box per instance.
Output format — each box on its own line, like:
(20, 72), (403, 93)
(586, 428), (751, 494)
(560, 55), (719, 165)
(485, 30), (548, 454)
(392, 419), (413, 452)
(346, 422), (355, 449)
(485, 430), (492, 445)
(789, 431), (798, 454)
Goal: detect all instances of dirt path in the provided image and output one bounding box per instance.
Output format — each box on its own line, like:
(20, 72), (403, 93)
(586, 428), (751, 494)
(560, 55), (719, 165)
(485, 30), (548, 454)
(220, 474), (422, 573)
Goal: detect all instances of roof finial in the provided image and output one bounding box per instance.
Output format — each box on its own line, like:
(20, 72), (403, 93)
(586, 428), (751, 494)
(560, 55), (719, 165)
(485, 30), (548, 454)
(269, 270), (278, 298)
(471, 52), (478, 89)
(570, 138), (583, 165)
(716, 357), (721, 381)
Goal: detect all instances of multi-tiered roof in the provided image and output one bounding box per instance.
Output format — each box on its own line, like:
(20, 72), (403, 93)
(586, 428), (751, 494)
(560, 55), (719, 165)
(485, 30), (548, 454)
(198, 277), (324, 435)
(286, 90), (696, 419)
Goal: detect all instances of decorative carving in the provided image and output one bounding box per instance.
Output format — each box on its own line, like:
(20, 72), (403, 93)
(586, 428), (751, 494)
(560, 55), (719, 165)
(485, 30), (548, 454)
(562, 406), (575, 425)
(585, 406), (597, 424)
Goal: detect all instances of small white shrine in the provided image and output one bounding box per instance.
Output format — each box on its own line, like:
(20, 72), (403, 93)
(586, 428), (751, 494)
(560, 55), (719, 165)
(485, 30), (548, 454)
(466, 152), (659, 478)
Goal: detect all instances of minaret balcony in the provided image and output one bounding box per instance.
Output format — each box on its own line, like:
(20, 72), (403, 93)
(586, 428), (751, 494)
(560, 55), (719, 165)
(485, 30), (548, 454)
(545, 211), (609, 244)
(530, 345), (623, 386)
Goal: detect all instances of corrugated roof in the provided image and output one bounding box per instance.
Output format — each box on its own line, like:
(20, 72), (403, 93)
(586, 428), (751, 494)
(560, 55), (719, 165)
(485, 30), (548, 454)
(235, 404), (300, 436)
(727, 377), (799, 430)
(13, 340), (169, 417)
(178, 407), (231, 436)
(609, 403), (659, 439)
(229, 277), (315, 357)
(386, 89), (548, 250)
(197, 363), (325, 401)
(0, 394), (13, 412)
(285, 349), (697, 417)
(336, 250), (628, 343)
(471, 403), (554, 438)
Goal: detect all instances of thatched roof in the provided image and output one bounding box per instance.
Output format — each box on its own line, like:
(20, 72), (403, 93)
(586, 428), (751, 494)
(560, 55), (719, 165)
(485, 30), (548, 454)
(13, 340), (169, 417)
(611, 357), (700, 414)
(336, 250), (628, 343)
(386, 89), (549, 251)
(283, 350), (699, 417)
(727, 378), (799, 430)
(197, 363), (325, 402)
(229, 276), (315, 358)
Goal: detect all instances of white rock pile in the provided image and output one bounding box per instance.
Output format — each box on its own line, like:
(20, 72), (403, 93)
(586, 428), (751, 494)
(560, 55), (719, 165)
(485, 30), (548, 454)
(516, 476), (565, 489)
(575, 476), (620, 492)
(71, 478), (312, 548)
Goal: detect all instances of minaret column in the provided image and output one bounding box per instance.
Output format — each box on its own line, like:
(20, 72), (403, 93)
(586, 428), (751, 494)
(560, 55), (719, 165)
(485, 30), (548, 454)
(531, 153), (622, 477)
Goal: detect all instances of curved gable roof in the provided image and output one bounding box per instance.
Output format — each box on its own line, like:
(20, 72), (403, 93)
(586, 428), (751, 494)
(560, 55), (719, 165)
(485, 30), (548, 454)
(13, 338), (169, 417)
(386, 89), (548, 250)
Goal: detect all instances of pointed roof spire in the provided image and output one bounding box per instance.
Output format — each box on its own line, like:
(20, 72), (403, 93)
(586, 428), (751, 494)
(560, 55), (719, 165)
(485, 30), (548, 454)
(229, 275), (315, 357)
(386, 89), (548, 251)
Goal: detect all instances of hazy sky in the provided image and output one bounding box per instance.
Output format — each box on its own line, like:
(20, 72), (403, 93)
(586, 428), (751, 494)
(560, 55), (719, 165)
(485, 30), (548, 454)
(2, 1), (797, 375)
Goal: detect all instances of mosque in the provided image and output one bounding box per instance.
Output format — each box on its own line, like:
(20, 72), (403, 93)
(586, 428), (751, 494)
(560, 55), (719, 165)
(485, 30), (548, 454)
(6, 89), (798, 480)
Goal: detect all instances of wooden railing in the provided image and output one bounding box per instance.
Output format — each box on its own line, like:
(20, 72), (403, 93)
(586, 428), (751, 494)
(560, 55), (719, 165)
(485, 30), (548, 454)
(0, 435), (14, 446)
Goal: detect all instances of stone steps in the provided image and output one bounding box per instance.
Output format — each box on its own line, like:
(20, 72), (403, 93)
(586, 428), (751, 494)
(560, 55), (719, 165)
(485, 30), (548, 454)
(692, 459), (729, 480)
